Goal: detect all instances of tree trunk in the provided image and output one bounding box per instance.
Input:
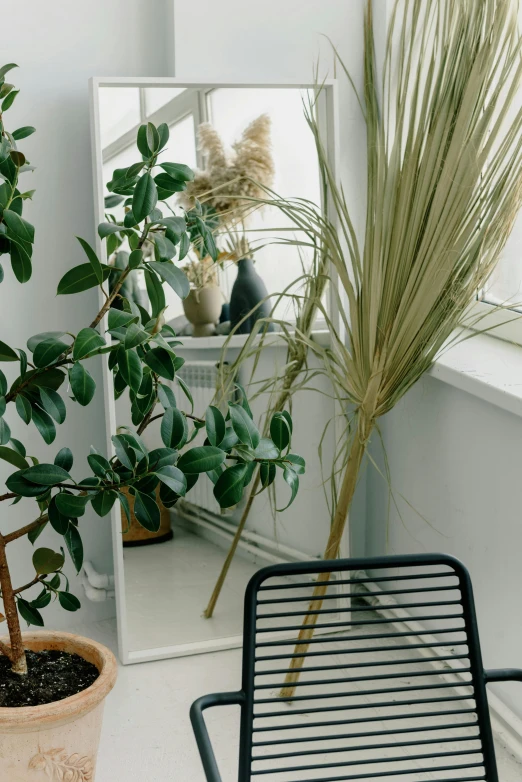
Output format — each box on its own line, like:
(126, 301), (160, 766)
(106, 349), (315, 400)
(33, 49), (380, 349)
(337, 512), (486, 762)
(204, 470), (261, 618)
(279, 425), (368, 698)
(0, 536), (27, 675)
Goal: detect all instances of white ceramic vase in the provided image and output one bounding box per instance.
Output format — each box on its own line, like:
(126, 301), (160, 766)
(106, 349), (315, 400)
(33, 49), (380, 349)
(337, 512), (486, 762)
(0, 631), (117, 781)
(182, 285), (223, 337)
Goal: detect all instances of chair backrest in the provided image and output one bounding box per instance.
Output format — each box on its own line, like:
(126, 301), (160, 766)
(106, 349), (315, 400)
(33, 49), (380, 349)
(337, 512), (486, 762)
(237, 553), (498, 782)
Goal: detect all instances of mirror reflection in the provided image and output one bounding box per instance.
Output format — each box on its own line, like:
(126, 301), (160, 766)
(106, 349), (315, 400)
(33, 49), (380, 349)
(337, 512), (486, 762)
(95, 82), (333, 659)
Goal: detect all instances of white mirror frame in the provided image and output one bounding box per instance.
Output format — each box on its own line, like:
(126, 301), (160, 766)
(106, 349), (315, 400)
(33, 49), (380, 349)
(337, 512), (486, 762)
(89, 77), (340, 665)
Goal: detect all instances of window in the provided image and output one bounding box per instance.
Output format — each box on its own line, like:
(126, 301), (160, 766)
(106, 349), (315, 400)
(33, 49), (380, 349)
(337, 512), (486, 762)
(99, 85), (325, 328)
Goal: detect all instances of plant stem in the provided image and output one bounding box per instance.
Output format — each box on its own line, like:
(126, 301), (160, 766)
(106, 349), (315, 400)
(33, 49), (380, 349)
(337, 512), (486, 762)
(203, 469), (261, 619)
(279, 422), (368, 698)
(4, 515), (48, 544)
(0, 535), (27, 675)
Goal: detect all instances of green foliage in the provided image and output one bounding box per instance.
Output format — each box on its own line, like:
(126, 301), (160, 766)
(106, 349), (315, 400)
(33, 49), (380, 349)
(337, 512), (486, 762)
(0, 69), (305, 645)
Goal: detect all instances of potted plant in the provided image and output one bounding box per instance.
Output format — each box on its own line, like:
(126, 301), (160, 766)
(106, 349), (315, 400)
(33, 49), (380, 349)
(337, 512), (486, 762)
(180, 115), (275, 334)
(0, 64), (304, 779)
(181, 207), (224, 336)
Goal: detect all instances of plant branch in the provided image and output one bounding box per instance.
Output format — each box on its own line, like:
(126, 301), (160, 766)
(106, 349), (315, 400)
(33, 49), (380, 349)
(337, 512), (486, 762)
(13, 575), (43, 596)
(4, 515), (48, 545)
(0, 535), (27, 674)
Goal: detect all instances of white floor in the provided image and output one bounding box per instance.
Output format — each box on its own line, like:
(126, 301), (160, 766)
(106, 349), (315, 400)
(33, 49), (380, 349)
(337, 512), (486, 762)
(71, 616), (522, 782)
(123, 525), (265, 652)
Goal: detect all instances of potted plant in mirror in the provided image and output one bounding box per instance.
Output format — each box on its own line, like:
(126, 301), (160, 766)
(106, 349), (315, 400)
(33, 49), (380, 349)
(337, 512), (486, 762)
(180, 115), (275, 334)
(0, 64), (305, 779)
(181, 205), (224, 336)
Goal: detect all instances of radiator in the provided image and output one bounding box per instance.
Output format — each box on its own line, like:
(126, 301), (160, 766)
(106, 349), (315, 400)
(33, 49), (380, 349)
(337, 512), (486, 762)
(175, 360), (223, 515)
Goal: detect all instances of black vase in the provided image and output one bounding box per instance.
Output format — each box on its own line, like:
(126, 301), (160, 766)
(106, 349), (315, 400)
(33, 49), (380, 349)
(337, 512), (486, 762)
(229, 258), (273, 334)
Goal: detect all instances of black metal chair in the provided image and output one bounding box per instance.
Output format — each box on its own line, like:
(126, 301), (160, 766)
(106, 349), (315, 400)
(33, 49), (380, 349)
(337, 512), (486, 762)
(191, 554), (522, 782)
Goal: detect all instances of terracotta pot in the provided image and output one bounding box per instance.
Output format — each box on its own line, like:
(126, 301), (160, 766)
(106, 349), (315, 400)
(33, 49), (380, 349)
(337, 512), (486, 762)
(182, 285), (222, 337)
(0, 631), (117, 781)
(120, 486), (173, 546)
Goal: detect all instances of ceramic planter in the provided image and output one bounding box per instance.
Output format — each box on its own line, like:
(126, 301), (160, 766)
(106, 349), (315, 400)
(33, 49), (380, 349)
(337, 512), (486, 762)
(182, 285), (222, 337)
(0, 631), (117, 782)
(120, 485), (173, 546)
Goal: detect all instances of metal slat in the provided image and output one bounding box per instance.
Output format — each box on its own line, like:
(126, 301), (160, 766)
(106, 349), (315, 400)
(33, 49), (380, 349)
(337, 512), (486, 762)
(250, 750), (483, 775)
(255, 640), (469, 661)
(253, 694), (476, 719)
(254, 653), (470, 675)
(297, 773), (485, 782)
(257, 600), (463, 619)
(257, 571), (458, 591)
(254, 667), (472, 690)
(254, 681), (474, 705)
(252, 719), (480, 745)
(252, 709), (479, 733)
(255, 626), (466, 648)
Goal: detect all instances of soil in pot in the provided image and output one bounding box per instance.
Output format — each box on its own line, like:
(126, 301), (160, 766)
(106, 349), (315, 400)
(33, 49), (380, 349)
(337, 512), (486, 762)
(0, 650), (99, 707)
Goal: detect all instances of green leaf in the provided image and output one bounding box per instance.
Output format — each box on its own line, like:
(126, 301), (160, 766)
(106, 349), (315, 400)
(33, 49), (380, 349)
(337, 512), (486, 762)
(69, 363), (96, 406)
(285, 454), (306, 474)
(15, 394), (32, 423)
(159, 162), (194, 182)
(154, 465), (187, 496)
(124, 323), (149, 350)
(33, 547), (65, 574)
(0, 445), (29, 470)
(0, 339), (18, 361)
(9, 239), (32, 282)
(0, 417), (9, 445)
(229, 403), (260, 449)
(157, 382), (177, 409)
(160, 407), (188, 449)
(88, 452), (112, 479)
(77, 236), (103, 284)
(107, 308), (138, 330)
(64, 524), (84, 572)
(33, 337), (69, 368)
(27, 331), (65, 353)
(205, 406), (226, 447)
(73, 327), (105, 360)
(12, 126), (36, 141)
(177, 446), (226, 474)
(277, 467), (299, 512)
(270, 411), (292, 452)
(157, 123), (169, 150)
(118, 491), (131, 529)
(117, 346), (142, 393)
(148, 261), (190, 299)
(91, 489), (118, 517)
(146, 122), (160, 153)
(0, 64), (18, 80)
(54, 448), (73, 473)
(133, 490), (160, 532)
(128, 249), (143, 269)
(260, 461), (276, 488)
(132, 172), (158, 223)
(57, 262), (110, 295)
(254, 438), (280, 460)
(17, 598), (44, 627)
(178, 231), (190, 261)
(144, 268), (166, 318)
(56, 492), (89, 518)
(154, 172), (187, 197)
(2, 89), (19, 111)
(23, 463), (71, 486)
(0, 369), (6, 396)
(213, 463), (249, 508)
(39, 387), (66, 424)
(31, 406), (56, 444)
(31, 589), (51, 608)
(6, 469), (48, 497)
(58, 591), (81, 612)
(111, 434), (136, 470)
(48, 496), (69, 535)
(97, 222), (122, 239)
(3, 209), (35, 243)
(143, 347), (175, 380)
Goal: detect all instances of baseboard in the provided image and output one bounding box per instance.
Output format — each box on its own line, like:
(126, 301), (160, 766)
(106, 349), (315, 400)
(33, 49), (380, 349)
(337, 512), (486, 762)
(356, 570), (522, 764)
(173, 501), (316, 566)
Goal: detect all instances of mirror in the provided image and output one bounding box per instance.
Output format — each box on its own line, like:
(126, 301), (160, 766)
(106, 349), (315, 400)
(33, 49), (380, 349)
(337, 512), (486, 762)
(90, 79), (338, 663)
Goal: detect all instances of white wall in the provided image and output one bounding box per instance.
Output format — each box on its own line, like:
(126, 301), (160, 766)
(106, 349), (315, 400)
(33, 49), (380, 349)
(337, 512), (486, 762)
(1, 0), (172, 629)
(365, 375), (522, 718)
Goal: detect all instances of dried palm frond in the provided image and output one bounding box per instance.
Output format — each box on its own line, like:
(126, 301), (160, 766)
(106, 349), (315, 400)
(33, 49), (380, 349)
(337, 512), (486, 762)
(260, 0), (522, 696)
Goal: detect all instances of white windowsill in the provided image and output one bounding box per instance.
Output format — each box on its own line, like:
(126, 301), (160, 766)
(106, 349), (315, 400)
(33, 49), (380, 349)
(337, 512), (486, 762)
(178, 326), (522, 419)
(176, 329), (331, 351)
(430, 331), (522, 418)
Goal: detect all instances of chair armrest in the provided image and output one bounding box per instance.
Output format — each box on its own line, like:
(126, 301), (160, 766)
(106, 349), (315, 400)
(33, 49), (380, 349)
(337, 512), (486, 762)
(485, 668), (522, 683)
(190, 691), (245, 782)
